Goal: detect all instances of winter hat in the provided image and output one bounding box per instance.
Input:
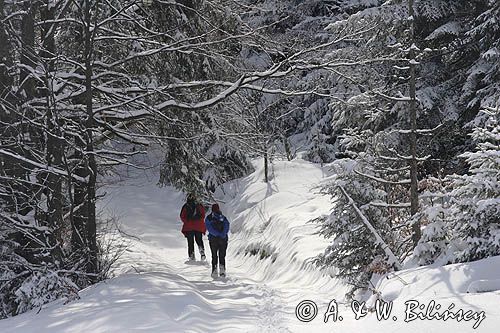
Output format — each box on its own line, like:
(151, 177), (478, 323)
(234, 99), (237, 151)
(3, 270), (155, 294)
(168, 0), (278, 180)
(212, 203), (221, 213)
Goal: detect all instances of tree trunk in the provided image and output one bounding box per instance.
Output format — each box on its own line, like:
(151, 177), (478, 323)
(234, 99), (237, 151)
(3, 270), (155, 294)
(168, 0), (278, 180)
(71, 0), (98, 280)
(0, 0), (13, 98)
(83, 0), (98, 278)
(42, 0), (64, 259)
(39, 0), (56, 67)
(408, 0), (421, 246)
(283, 134), (292, 161)
(264, 144), (269, 183)
(0, 0), (17, 213)
(15, 0), (38, 216)
(20, 1), (36, 98)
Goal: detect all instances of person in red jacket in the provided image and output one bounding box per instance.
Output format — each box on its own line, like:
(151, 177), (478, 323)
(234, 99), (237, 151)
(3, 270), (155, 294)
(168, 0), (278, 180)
(180, 193), (206, 260)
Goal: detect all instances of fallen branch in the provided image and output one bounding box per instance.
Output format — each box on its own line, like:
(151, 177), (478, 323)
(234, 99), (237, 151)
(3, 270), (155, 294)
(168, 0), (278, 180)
(338, 185), (403, 270)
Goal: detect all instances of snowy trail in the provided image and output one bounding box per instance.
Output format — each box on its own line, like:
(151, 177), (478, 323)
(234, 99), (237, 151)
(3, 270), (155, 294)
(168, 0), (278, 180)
(1, 168), (297, 332)
(2, 160), (500, 332)
(93, 171), (291, 332)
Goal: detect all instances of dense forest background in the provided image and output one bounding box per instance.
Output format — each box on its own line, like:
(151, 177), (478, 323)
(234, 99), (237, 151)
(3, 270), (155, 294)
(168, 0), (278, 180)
(1, 0), (499, 317)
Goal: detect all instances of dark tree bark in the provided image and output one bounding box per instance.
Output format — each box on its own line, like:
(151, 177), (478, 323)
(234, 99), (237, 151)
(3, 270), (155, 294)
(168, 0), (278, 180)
(0, 0), (17, 212)
(79, 0), (98, 278)
(70, 0), (99, 280)
(408, 0), (421, 246)
(41, 0), (64, 259)
(20, 1), (36, 99)
(39, 0), (56, 69)
(0, 0), (13, 98)
(264, 148), (269, 183)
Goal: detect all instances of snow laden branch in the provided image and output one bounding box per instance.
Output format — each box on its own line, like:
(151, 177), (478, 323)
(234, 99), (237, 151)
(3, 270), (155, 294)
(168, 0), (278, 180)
(369, 201), (411, 209)
(379, 153), (431, 162)
(338, 185), (403, 270)
(483, 105), (500, 114)
(354, 169), (411, 185)
(390, 124), (444, 135)
(137, 20), (388, 112)
(0, 149), (88, 183)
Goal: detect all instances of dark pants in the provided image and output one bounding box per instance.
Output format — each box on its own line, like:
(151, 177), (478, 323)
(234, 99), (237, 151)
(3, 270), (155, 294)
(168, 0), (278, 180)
(209, 237), (228, 270)
(185, 231), (204, 257)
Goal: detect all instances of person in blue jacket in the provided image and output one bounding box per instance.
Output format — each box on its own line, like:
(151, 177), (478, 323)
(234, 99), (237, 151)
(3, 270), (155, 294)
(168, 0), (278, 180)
(205, 203), (230, 277)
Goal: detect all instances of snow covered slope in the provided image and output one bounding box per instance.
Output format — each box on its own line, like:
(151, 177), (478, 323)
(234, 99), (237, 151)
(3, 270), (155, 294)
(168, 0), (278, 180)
(0, 158), (499, 332)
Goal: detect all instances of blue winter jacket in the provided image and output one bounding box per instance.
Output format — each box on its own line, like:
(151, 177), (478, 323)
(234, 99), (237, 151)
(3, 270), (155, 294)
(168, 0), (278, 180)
(205, 212), (230, 240)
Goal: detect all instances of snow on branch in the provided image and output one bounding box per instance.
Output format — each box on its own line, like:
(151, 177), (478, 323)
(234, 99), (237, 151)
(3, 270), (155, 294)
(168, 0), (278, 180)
(381, 149), (431, 161)
(1, 10), (27, 23)
(369, 200), (411, 209)
(391, 124), (444, 135)
(483, 105), (500, 114)
(354, 169), (411, 185)
(0, 149), (88, 183)
(93, 118), (151, 145)
(156, 75), (246, 111)
(338, 185), (403, 270)
(374, 90), (412, 102)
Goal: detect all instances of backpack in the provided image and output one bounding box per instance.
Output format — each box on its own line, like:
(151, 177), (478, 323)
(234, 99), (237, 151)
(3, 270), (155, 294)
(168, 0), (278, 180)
(186, 203), (201, 220)
(211, 214), (224, 233)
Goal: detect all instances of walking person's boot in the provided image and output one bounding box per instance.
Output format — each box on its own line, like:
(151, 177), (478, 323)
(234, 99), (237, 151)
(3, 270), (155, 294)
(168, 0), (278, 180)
(199, 246), (206, 261)
(211, 265), (218, 278)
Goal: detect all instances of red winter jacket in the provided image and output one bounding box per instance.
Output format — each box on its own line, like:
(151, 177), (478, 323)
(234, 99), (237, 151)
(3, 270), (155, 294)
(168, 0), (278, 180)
(180, 203), (206, 234)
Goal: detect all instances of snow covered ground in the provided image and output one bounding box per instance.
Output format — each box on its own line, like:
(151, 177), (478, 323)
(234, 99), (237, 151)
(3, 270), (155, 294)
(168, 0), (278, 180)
(1, 158), (499, 332)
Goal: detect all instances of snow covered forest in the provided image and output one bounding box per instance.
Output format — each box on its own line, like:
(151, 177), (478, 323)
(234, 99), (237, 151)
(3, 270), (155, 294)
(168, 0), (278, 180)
(1, 0), (499, 327)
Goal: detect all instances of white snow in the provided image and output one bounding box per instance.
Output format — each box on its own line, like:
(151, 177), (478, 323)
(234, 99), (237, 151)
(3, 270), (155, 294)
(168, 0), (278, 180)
(0, 158), (499, 332)
(467, 279), (500, 294)
(425, 21), (462, 40)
